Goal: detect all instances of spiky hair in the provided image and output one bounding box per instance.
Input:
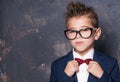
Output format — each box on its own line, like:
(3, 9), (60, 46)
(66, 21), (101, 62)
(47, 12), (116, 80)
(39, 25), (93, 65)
(65, 1), (98, 28)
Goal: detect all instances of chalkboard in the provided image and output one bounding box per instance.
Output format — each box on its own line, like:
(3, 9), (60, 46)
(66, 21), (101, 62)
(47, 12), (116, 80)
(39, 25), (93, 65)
(0, 0), (120, 82)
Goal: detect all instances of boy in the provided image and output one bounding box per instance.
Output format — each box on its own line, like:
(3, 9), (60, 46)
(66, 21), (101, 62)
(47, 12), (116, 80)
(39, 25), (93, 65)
(50, 1), (120, 82)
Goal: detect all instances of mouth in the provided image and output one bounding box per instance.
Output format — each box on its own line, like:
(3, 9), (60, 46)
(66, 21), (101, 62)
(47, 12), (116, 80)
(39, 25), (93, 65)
(75, 41), (84, 45)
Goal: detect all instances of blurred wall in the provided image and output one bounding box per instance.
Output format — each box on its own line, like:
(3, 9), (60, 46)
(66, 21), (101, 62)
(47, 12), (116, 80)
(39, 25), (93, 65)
(0, 0), (120, 82)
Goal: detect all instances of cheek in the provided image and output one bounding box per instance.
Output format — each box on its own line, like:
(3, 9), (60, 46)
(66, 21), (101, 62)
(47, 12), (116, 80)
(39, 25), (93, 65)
(69, 40), (77, 47)
(69, 40), (74, 45)
(87, 39), (94, 45)
(83, 38), (95, 47)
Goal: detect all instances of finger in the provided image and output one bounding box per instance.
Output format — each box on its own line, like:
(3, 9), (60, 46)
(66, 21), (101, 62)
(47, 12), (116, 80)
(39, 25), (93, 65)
(73, 60), (78, 63)
(68, 60), (78, 67)
(89, 61), (98, 65)
(88, 61), (96, 67)
(88, 61), (93, 66)
(89, 60), (93, 63)
(73, 61), (79, 66)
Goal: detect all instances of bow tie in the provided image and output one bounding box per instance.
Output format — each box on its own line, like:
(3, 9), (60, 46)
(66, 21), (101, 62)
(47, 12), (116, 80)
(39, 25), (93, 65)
(75, 58), (92, 66)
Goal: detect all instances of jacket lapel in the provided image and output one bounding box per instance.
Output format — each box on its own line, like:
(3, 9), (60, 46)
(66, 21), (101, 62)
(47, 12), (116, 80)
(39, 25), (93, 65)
(67, 51), (78, 82)
(88, 50), (102, 82)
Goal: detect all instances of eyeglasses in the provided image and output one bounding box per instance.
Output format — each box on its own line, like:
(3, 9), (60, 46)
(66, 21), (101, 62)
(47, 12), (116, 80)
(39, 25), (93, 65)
(64, 28), (97, 40)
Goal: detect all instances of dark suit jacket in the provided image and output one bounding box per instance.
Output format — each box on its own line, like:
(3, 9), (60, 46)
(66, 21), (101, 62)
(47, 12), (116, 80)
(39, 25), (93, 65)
(50, 50), (120, 82)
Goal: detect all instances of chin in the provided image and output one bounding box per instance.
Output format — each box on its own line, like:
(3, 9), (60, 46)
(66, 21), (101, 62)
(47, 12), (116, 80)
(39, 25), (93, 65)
(75, 48), (86, 52)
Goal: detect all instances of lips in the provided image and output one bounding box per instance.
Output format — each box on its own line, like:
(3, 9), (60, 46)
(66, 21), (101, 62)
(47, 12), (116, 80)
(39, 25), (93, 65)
(75, 41), (84, 45)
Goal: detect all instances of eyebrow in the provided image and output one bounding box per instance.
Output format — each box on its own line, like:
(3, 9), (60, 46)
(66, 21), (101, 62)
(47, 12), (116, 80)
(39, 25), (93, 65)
(67, 26), (93, 29)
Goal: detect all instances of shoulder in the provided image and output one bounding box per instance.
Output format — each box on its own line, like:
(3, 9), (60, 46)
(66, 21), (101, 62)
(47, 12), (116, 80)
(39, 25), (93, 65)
(94, 50), (118, 67)
(95, 50), (116, 60)
(51, 51), (73, 68)
(52, 51), (73, 64)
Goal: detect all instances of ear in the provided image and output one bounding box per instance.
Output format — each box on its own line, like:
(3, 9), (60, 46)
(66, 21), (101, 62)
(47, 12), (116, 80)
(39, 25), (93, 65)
(94, 27), (101, 40)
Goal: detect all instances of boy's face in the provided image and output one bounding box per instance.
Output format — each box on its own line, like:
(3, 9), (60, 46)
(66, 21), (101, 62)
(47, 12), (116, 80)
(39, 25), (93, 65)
(66, 16), (101, 56)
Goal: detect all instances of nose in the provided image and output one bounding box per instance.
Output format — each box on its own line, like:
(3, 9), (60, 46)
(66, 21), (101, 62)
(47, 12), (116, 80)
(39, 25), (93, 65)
(76, 32), (81, 39)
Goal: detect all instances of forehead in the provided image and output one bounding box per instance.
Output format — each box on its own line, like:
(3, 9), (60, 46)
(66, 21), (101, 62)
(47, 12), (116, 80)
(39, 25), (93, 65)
(66, 16), (93, 29)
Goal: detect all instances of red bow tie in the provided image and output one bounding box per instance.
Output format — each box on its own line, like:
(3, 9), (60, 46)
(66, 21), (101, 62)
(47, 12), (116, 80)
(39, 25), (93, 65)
(75, 58), (92, 66)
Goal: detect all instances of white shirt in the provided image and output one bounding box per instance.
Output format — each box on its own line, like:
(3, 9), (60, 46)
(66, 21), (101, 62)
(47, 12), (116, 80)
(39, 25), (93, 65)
(73, 48), (94, 82)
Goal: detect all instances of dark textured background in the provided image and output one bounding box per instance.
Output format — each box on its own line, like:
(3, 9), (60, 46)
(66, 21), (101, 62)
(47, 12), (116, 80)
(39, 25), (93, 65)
(0, 0), (120, 82)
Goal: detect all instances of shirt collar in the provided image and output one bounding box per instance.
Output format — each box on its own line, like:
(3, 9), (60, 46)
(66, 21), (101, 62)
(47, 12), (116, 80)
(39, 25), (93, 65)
(73, 48), (94, 60)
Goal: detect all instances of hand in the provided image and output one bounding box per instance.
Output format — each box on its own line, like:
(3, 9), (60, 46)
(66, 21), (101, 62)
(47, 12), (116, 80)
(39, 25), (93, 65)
(87, 61), (104, 78)
(64, 60), (79, 77)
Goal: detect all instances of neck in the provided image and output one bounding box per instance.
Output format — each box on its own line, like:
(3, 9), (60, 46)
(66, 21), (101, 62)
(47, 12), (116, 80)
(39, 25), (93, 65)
(74, 47), (94, 56)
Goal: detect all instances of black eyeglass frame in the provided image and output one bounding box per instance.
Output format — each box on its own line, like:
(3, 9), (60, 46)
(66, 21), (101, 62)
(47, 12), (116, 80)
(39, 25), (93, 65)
(64, 28), (97, 40)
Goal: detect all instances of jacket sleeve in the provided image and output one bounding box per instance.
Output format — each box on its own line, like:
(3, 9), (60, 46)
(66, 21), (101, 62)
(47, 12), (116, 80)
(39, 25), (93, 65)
(98, 59), (120, 82)
(49, 61), (76, 82)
